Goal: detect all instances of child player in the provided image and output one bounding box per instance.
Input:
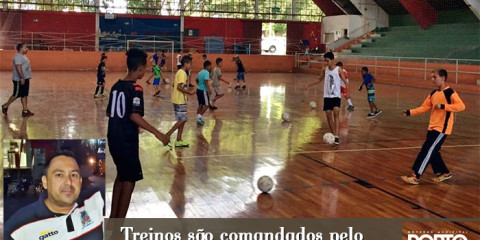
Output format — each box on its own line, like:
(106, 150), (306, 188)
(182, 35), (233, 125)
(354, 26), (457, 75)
(336, 61), (354, 111)
(94, 55), (107, 98)
(304, 52), (348, 145)
(401, 69), (465, 185)
(196, 60), (213, 125)
(359, 67), (381, 118)
(233, 55), (246, 89)
(107, 48), (169, 218)
(210, 58), (230, 110)
(166, 56), (196, 148)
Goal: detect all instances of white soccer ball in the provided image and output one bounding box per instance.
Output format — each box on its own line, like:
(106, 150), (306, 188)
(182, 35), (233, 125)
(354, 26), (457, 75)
(323, 133), (335, 145)
(164, 78), (170, 84)
(257, 176), (274, 193)
(309, 101), (317, 109)
(282, 112), (290, 122)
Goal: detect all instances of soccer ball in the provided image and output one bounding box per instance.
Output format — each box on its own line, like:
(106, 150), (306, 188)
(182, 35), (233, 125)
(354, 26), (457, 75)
(282, 112), (290, 122)
(257, 176), (274, 193)
(323, 133), (335, 144)
(309, 101), (317, 109)
(164, 78), (170, 84)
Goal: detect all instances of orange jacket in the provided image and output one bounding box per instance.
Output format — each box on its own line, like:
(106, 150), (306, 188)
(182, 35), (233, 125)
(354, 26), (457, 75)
(406, 86), (465, 135)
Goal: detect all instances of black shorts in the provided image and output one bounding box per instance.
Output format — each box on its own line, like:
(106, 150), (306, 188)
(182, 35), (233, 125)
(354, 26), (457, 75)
(323, 97), (341, 111)
(12, 79), (30, 98)
(108, 138), (143, 182)
(97, 75), (105, 85)
(196, 89), (210, 106)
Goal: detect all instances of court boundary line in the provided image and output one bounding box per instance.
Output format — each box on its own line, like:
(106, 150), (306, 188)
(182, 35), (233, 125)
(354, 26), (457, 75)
(299, 153), (480, 235)
(178, 144), (480, 159)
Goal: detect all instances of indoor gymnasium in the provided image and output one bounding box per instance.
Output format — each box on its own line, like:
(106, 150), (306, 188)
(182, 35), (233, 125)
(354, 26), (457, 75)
(0, 0), (479, 237)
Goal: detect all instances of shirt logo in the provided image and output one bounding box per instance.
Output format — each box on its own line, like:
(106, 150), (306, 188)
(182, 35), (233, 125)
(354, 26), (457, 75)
(133, 97), (141, 107)
(80, 210), (93, 229)
(39, 230), (58, 240)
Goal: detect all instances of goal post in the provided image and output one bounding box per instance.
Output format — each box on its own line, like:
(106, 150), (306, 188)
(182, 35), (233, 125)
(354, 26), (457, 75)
(126, 40), (175, 76)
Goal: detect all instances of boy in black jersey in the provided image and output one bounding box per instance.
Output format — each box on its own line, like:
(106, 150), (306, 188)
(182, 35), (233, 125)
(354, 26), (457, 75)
(107, 48), (169, 218)
(94, 55), (107, 98)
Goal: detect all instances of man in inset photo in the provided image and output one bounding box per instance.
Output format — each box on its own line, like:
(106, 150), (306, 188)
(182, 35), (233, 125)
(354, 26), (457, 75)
(4, 150), (104, 240)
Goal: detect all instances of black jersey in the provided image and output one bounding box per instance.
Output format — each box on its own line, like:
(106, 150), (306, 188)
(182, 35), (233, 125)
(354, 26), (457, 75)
(106, 80), (144, 142)
(97, 62), (105, 77)
(236, 59), (245, 72)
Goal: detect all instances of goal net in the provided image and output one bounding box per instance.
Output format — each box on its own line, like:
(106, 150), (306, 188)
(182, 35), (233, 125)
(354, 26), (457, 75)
(126, 40), (175, 75)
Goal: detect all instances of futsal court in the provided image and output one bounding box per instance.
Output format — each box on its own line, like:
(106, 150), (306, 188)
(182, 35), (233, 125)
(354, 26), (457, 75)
(0, 70), (478, 233)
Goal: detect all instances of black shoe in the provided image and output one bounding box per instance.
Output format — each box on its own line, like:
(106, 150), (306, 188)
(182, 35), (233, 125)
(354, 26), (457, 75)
(347, 105), (354, 111)
(209, 105), (218, 110)
(153, 90), (161, 96)
(242, 85), (246, 89)
(2, 104), (8, 115)
(334, 137), (339, 145)
(234, 85), (240, 89)
(22, 110), (34, 117)
(374, 110), (382, 116)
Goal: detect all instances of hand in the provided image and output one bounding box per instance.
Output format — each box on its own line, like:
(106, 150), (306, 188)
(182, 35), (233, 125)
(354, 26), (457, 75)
(155, 132), (169, 146)
(20, 78), (25, 85)
(358, 86), (363, 91)
(189, 89), (196, 95)
(434, 104), (442, 109)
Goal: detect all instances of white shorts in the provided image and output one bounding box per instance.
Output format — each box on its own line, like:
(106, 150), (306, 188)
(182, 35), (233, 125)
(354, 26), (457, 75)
(214, 85), (224, 95)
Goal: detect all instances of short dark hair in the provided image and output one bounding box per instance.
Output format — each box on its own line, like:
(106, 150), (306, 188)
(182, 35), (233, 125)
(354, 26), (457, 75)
(202, 54), (207, 58)
(361, 66), (369, 72)
(204, 60), (212, 68)
(216, 58), (223, 65)
(43, 150), (78, 176)
(16, 43), (25, 51)
(432, 69), (448, 81)
(324, 52), (334, 60)
(181, 56), (192, 66)
(336, 61), (343, 67)
(126, 48), (147, 71)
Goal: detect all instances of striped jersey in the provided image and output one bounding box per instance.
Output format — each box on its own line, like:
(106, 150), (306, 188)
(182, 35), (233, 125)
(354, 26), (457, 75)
(407, 86), (465, 135)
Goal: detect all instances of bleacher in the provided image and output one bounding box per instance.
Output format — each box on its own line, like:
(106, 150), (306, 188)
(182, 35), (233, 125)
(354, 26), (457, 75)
(344, 22), (480, 59)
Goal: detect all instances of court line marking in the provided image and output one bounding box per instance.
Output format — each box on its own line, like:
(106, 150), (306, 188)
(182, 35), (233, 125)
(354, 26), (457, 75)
(178, 144), (480, 159)
(299, 153), (480, 235)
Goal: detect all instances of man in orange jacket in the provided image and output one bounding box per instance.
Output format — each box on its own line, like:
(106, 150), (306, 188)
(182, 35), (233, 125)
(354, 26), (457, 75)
(401, 69), (465, 185)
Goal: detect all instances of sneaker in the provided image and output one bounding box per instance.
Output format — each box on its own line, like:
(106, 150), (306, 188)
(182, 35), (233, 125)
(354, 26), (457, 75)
(228, 83), (232, 88)
(2, 104), (8, 115)
(401, 174), (420, 185)
(197, 118), (205, 125)
(347, 105), (354, 111)
(374, 110), (382, 116)
(146, 81), (151, 84)
(334, 137), (339, 145)
(175, 140), (190, 147)
(209, 105), (218, 110)
(367, 113), (376, 118)
(433, 173), (452, 182)
(22, 110), (34, 117)
(234, 85), (240, 89)
(94, 94), (102, 98)
(242, 85), (246, 89)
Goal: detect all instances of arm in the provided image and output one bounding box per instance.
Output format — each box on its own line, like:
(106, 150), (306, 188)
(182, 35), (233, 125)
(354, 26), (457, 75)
(206, 79), (212, 95)
(404, 95), (432, 116)
(304, 77), (323, 90)
(16, 65), (25, 85)
(130, 113), (169, 145)
(176, 82), (195, 95)
(219, 75), (229, 84)
(436, 92), (466, 112)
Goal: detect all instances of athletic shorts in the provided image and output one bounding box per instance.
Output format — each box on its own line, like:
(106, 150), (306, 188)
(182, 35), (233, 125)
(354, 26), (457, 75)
(236, 72), (245, 80)
(12, 79), (30, 98)
(153, 78), (160, 86)
(173, 104), (187, 121)
(213, 85), (224, 95)
(108, 138), (143, 182)
(323, 97), (341, 111)
(196, 89), (210, 106)
(97, 75), (105, 85)
(340, 86), (349, 99)
(367, 87), (375, 102)
(160, 59), (166, 67)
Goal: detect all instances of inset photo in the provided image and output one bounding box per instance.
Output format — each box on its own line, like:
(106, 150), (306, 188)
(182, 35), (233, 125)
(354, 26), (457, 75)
(3, 139), (105, 240)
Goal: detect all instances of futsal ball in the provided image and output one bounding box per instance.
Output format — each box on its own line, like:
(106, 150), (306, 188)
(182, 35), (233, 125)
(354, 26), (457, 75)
(164, 78), (170, 84)
(282, 112), (290, 122)
(323, 133), (335, 145)
(309, 101), (317, 109)
(257, 176), (274, 193)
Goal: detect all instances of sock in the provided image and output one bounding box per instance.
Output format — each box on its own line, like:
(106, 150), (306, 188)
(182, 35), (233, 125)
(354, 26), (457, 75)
(347, 99), (353, 106)
(94, 86), (100, 95)
(197, 114), (202, 119)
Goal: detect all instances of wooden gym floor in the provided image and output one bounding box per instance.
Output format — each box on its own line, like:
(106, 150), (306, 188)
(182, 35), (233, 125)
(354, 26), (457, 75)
(0, 70), (478, 234)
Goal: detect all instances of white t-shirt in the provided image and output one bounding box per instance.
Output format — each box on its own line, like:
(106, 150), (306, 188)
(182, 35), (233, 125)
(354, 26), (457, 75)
(324, 66), (342, 98)
(176, 54), (182, 65)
